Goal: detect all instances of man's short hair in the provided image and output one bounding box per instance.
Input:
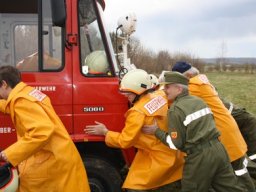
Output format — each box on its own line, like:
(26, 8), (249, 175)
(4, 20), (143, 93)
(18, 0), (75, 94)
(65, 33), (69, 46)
(0, 66), (21, 88)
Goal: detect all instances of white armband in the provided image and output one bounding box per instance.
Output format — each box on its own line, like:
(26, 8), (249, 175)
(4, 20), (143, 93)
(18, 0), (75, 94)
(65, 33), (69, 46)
(166, 135), (177, 150)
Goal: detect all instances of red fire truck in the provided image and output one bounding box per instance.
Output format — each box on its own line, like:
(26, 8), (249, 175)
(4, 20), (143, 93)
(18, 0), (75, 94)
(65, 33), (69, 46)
(0, 0), (135, 191)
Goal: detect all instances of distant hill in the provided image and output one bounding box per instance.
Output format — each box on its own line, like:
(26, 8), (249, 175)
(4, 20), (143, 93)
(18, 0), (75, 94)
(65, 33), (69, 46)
(201, 57), (256, 64)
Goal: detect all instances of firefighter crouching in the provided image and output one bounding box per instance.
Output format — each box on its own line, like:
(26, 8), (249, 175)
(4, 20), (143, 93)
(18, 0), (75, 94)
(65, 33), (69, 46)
(85, 69), (184, 192)
(0, 65), (90, 192)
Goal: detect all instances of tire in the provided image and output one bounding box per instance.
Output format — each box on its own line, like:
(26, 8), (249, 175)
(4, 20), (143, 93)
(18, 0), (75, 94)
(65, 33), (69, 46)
(83, 157), (123, 192)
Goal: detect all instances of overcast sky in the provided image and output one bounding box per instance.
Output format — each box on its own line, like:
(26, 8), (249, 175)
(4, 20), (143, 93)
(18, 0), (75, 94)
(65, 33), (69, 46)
(103, 0), (256, 58)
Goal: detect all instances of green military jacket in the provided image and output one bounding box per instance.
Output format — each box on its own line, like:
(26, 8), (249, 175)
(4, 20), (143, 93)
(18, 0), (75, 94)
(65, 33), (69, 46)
(156, 91), (220, 153)
(222, 99), (247, 117)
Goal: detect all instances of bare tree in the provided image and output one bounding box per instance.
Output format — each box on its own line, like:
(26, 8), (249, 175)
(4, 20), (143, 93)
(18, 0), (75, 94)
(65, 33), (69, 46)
(216, 40), (228, 72)
(128, 36), (143, 66)
(155, 50), (172, 73)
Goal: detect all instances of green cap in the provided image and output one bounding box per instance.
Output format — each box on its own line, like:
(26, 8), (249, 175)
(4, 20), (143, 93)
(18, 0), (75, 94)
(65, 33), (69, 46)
(162, 71), (189, 85)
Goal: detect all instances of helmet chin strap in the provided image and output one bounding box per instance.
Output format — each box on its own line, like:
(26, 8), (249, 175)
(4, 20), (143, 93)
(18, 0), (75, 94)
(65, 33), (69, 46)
(131, 88), (155, 104)
(131, 94), (140, 105)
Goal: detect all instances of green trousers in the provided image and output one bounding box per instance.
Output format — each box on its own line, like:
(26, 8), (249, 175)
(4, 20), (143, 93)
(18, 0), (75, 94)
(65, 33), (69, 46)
(126, 180), (181, 192)
(181, 141), (244, 192)
(233, 110), (256, 155)
(231, 156), (256, 191)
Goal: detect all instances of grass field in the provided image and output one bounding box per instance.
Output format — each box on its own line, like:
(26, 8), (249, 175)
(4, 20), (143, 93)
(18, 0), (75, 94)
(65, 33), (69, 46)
(206, 72), (256, 114)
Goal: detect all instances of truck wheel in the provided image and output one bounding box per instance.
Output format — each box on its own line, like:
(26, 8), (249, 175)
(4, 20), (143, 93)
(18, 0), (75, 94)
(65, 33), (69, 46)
(84, 157), (123, 192)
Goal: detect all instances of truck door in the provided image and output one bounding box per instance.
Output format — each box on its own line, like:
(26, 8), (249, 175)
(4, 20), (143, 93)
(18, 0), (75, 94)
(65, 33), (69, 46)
(71, 0), (128, 141)
(0, 0), (73, 149)
(15, 0), (73, 134)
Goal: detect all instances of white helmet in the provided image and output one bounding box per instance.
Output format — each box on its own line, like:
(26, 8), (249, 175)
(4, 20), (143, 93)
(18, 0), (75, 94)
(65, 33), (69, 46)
(120, 69), (152, 95)
(158, 70), (170, 84)
(149, 74), (159, 88)
(84, 51), (109, 74)
(0, 163), (19, 192)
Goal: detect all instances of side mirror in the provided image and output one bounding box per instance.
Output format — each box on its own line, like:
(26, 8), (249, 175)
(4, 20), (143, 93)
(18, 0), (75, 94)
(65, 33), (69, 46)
(50, 0), (66, 27)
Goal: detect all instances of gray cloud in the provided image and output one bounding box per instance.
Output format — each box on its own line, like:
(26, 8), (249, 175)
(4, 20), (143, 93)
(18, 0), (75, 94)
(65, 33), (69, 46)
(106, 0), (256, 57)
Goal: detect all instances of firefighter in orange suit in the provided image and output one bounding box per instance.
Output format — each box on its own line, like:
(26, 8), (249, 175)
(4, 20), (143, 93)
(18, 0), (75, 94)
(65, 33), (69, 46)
(172, 61), (255, 191)
(0, 66), (90, 192)
(85, 69), (184, 192)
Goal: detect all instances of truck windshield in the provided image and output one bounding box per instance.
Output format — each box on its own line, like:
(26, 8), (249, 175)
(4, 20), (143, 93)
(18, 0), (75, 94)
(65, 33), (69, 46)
(0, 0), (62, 71)
(79, 0), (115, 76)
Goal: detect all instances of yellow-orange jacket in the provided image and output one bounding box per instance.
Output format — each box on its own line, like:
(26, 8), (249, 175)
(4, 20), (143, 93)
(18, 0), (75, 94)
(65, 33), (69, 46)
(1, 82), (90, 192)
(106, 91), (184, 190)
(189, 74), (247, 161)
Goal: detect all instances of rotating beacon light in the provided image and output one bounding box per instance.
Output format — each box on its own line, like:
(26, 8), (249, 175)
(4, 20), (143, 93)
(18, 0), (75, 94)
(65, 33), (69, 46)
(117, 13), (137, 36)
(116, 13), (137, 74)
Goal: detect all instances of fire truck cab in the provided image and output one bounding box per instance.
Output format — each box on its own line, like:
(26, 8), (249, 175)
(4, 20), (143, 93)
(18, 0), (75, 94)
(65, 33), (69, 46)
(0, 0), (135, 191)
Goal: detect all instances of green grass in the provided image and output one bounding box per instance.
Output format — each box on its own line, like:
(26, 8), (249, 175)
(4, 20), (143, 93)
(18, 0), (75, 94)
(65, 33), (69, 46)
(206, 72), (256, 114)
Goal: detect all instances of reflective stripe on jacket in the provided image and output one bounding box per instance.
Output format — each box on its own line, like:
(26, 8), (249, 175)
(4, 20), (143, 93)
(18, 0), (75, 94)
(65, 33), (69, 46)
(167, 93), (220, 151)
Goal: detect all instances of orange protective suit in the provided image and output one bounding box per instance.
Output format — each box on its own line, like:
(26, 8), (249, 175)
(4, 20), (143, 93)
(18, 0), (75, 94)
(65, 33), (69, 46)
(106, 91), (184, 190)
(189, 74), (247, 161)
(1, 82), (90, 192)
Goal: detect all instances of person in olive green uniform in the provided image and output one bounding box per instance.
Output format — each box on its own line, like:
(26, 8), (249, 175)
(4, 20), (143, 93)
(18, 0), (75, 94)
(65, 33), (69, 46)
(222, 99), (256, 182)
(154, 71), (244, 192)
(222, 99), (256, 162)
(171, 61), (255, 192)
